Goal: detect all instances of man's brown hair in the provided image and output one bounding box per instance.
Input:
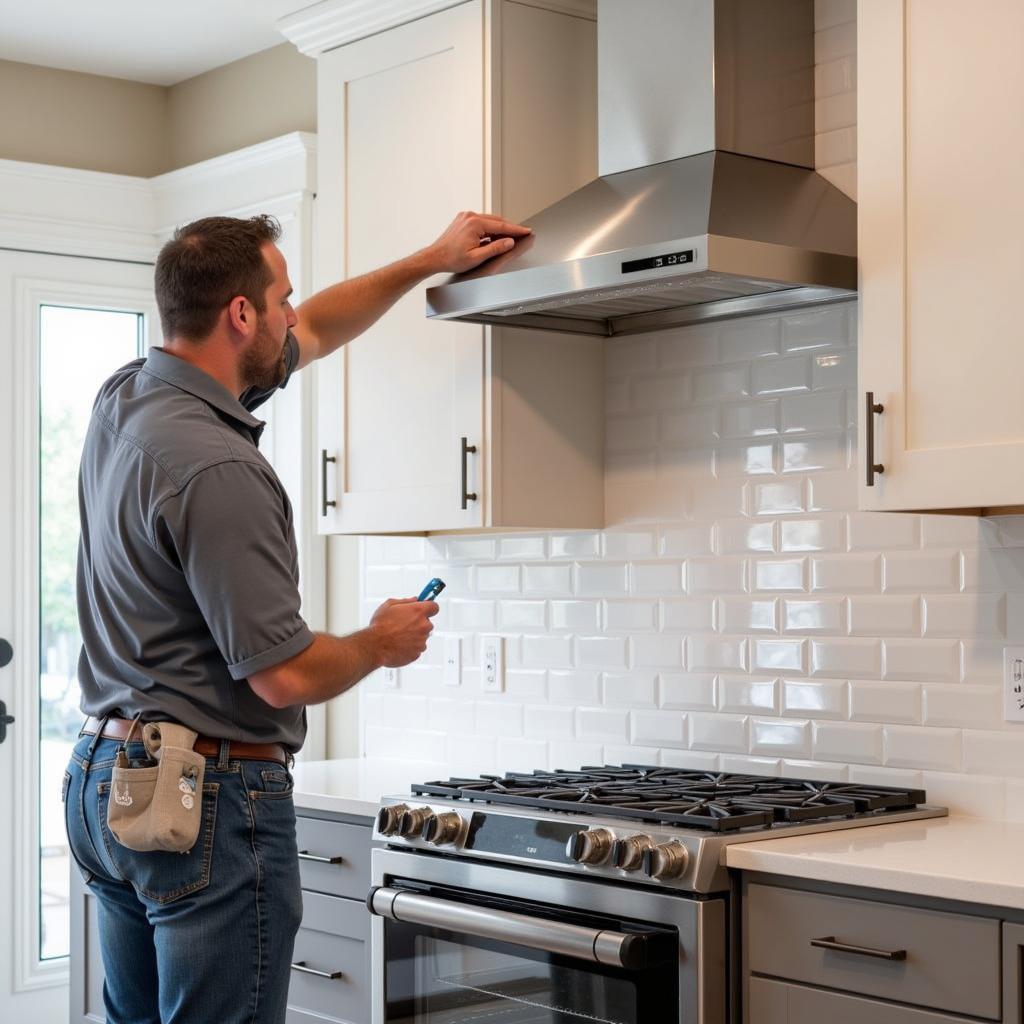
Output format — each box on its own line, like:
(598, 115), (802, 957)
(154, 214), (282, 340)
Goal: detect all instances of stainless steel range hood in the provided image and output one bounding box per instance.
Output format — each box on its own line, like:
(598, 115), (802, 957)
(426, 0), (856, 338)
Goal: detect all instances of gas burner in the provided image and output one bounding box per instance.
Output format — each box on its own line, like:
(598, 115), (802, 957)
(411, 765), (928, 833)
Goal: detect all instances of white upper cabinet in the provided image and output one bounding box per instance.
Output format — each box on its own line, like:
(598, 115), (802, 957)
(312, 0), (603, 534)
(858, 0), (1024, 513)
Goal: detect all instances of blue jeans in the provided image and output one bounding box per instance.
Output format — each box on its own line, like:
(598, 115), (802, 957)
(64, 728), (303, 1024)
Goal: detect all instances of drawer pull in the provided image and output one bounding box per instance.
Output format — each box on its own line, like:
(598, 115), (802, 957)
(291, 961), (344, 980)
(298, 850), (344, 865)
(811, 936), (907, 961)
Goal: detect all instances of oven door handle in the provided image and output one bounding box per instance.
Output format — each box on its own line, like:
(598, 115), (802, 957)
(367, 886), (657, 970)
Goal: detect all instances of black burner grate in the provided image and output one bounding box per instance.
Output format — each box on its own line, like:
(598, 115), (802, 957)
(410, 765), (927, 832)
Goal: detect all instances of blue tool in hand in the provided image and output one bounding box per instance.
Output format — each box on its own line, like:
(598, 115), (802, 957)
(417, 578), (446, 601)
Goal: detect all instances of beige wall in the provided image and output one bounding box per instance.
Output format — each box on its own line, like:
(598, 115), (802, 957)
(0, 59), (169, 176)
(0, 43), (315, 177)
(167, 44), (316, 169)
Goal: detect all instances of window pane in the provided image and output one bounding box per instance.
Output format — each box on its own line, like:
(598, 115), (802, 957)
(39, 305), (143, 961)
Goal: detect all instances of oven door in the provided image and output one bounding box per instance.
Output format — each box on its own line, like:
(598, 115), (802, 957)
(370, 848), (726, 1024)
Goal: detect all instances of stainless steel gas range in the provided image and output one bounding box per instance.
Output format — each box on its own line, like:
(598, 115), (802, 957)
(367, 766), (947, 1024)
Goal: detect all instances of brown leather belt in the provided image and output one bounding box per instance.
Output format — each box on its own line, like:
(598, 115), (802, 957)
(82, 716), (288, 766)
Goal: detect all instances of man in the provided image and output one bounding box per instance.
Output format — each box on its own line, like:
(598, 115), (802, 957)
(63, 209), (530, 1024)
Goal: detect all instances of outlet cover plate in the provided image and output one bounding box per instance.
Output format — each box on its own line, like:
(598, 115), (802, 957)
(1004, 646), (1024, 722)
(482, 635), (504, 693)
(383, 667), (398, 689)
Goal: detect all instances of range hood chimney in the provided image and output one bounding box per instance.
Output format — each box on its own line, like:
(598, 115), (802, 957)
(426, 0), (856, 338)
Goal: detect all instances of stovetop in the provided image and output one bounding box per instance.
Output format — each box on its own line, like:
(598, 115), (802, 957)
(376, 764), (948, 892)
(411, 765), (928, 832)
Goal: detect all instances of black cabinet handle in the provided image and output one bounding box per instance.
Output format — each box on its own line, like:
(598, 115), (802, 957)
(865, 392), (885, 487)
(298, 850), (344, 865)
(320, 449), (337, 517)
(461, 436), (478, 510)
(811, 936), (906, 961)
(290, 961), (343, 980)
(0, 700), (13, 745)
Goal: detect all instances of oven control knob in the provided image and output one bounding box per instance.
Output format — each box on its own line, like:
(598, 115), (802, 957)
(397, 806), (433, 838)
(641, 840), (690, 881)
(612, 834), (655, 871)
(375, 803), (410, 837)
(422, 811), (462, 846)
(566, 827), (615, 865)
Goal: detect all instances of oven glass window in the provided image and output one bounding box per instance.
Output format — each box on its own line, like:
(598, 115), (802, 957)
(383, 895), (677, 1023)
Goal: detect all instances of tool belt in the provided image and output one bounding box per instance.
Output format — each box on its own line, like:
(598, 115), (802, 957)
(83, 716), (288, 854)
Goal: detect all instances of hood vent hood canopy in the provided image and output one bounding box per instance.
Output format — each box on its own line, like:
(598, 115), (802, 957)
(426, 0), (856, 338)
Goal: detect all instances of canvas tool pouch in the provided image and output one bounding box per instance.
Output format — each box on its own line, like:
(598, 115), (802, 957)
(106, 721), (206, 853)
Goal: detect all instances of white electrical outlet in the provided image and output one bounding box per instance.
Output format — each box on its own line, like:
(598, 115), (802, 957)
(1004, 646), (1024, 722)
(481, 635), (504, 693)
(444, 636), (462, 686)
(383, 667), (398, 689)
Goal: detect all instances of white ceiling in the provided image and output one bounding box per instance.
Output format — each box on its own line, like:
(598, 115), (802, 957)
(0, 0), (308, 86)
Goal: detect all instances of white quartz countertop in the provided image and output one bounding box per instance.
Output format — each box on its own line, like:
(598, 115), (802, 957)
(291, 757), (492, 818)
(725, 815), (1024, 909)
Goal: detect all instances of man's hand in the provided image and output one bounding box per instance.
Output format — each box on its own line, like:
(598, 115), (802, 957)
(424, 211), (532, 275)
(367, 597), (440, 668)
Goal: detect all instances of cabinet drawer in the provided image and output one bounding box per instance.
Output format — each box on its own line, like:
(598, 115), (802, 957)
(749, 976), (971, 1024)
(295, 816), (371, 901)
(746, 883), (1000, 1019)
(287, 891), (370, 1024)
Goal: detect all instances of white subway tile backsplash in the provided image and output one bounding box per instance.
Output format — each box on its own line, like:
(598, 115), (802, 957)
(687, 636), (748, 672)
(883, 551), (960, 592)
(690, 712), (748, 753)
(577, 707), (630, 742)
(781, 679), (847, 719)
(631, 710), (688, 748)
(549, 600), (600, 632)
(719, 597), (777, 634)
(660, 673), (717, 710)
(751, 718), (811, 758)
(753, 557), (807, 592)
(811, 554), (881, 593)
(576, 562), (629, 595)
(360, 299), (1024, 822)
(604, 600), (658, 632)
(849, 680), (921, 725)
(884, 725), (960, 772)
(883, 639), (961, 682)
(661, 598), (717, 633)
(523, 563), (573, 594)
(687, 557), (748, 594)
(848, 595), (920, 636)
(630, 635), (685, 668)
(719, 676), (778, 714)
(575, 635), (629, 669)
(604, 671), (657, 707)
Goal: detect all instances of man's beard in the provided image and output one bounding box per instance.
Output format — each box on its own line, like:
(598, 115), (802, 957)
(241, 315), (287, 391)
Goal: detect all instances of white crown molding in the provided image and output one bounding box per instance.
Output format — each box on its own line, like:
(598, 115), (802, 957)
(151, 131), (317, 236)
(278, 0), (469, 55)
(0, 133), (317, 263)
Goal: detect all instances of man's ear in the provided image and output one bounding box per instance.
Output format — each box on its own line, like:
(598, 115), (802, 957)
(227, 296), (254, 335)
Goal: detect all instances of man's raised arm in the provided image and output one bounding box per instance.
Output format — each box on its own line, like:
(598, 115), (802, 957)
(291, 211), (530, 370)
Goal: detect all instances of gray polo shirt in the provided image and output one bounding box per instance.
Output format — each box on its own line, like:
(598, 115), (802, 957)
(76, 333), (314, 751)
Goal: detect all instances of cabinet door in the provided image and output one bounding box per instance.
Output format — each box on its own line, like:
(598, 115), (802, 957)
(316, 1), (485, 533)
(1004, 923), (1024, 1024)
(858, 0), (1024, 512)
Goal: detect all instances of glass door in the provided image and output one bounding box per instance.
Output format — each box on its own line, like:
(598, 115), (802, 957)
(0, 248), (157, 1017)
(377, 883), (679, 1024)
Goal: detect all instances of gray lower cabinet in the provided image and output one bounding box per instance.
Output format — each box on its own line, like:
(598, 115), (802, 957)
(287, 811), (373, 1024)
(69, 807), (373, 1024)
(743, 879), (1024, 1024)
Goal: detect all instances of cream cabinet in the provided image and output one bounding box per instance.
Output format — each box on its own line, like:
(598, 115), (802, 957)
(858, 0), (1024, 514)
(314, 0), (603, 534)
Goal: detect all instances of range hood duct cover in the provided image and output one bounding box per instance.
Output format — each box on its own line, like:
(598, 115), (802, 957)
(426, 0), (856, 337)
